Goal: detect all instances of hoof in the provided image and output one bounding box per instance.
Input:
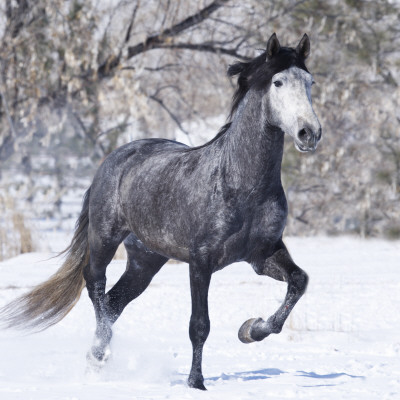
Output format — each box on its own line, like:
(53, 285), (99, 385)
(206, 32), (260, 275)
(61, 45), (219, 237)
(188, 375), (207, 390)
(238, 318), (263, 343)
(86, 345), (111, 373)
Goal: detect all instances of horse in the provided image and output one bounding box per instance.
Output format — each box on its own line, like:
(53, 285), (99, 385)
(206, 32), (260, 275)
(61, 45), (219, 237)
(0, 33), (321, 390)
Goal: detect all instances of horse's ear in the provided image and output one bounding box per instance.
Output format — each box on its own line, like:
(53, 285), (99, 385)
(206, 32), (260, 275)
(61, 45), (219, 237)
(296, 33), (310, 60)
(266, 33), (280, 59)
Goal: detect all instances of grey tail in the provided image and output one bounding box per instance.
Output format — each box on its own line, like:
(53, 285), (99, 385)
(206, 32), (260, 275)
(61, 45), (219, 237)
(0, 187), (91, 331)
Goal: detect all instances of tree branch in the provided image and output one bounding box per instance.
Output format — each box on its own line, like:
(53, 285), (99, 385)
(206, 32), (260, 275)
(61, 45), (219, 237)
(126, 0), (229, 58)
(143, 63), (181, 72)
(154, 0), (229, 40)
(97, 121), (132, 139)
(148, 94), (191, 139)
(124, 1), (140, 43)
(98, 0), (231, 77)
(71, 111), (106, 156)
(160, 42), (250, 60)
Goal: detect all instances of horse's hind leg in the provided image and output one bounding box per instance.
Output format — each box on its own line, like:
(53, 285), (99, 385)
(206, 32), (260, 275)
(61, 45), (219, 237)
(239, 240), (308, 343)
(104, 233), (168, 325)
(84, 230), (126, 367)
(85, 233), (168, 367)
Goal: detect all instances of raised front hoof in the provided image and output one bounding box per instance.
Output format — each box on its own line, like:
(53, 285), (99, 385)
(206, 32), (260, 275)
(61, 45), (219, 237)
(86, 345), (111, 373)
(188, 376), (207, 391)
(238, 317), (263, 343)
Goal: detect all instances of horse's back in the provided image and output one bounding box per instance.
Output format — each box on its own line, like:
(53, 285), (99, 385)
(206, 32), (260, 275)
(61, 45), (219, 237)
(105, 138), (189, 165)
(88, 138), (195, 260)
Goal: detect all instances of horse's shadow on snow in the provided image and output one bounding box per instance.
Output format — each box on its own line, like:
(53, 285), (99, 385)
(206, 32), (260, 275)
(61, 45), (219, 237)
(171, 368), (283, 387)
(205, 369), (365, 384)
(295, 370), (365, 387)
(206, 368), (284, 383)
(172, 369), (365, 387)
(297, 371), (364, 379)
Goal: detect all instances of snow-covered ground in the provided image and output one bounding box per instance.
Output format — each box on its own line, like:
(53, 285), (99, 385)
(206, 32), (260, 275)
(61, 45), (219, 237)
(0, 237), (399, 399)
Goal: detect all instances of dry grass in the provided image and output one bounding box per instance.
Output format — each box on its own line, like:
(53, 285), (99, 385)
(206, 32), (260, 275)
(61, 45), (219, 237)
(0, 194), (34, 261)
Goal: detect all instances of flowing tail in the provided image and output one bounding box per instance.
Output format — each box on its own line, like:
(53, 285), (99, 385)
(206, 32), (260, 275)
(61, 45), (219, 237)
(0, 188), (91, 331)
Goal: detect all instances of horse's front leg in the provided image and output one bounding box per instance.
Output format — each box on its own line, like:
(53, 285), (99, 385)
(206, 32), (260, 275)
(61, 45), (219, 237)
(239, 242), (308, 343)
(187, 261), (212, 390)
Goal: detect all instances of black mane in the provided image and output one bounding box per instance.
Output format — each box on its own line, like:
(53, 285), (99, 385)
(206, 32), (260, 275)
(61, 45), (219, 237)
(189, 41), (309, 151)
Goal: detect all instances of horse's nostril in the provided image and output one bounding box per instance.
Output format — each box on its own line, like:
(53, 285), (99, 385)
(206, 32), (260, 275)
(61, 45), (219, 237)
(317, 128), (322, 141)
(298, 129), (308, 141)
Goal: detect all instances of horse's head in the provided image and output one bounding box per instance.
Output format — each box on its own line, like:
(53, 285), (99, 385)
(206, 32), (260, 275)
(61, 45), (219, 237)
(265, 34), (321, 152)
(228, 33), (322, 152)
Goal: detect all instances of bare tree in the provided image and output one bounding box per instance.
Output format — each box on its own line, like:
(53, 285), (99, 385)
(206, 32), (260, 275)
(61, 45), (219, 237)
(0, 0), (399, 249)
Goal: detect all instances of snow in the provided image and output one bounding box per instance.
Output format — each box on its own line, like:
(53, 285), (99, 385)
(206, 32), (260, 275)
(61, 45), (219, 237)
(0, 237), (399, 399)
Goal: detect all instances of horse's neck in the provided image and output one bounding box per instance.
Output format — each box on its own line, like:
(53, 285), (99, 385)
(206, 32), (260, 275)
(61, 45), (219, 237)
(219, 91), (284, 190)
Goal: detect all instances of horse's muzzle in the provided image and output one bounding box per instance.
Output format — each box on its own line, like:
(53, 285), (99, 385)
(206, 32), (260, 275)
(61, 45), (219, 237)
(295, 126), (321, 152)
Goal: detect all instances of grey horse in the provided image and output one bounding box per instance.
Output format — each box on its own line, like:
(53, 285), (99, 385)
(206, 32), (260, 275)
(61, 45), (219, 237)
(1, 33), (321, 390)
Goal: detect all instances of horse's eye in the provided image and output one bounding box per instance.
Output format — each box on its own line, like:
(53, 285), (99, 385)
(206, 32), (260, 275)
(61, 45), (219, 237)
(273, 80), (283, 87)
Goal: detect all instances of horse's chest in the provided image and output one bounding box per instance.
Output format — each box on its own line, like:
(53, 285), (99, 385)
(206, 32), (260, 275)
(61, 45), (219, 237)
(214, 194), (288, 268)
(254, 195), (288, 238)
